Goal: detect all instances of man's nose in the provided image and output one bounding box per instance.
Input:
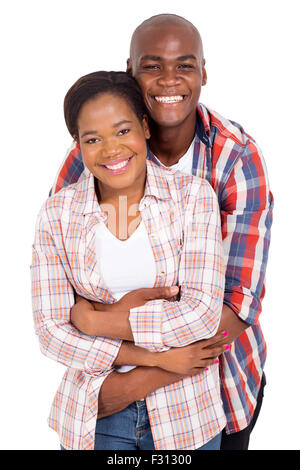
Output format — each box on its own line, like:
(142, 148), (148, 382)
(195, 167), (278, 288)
(157, 68), (181, 87)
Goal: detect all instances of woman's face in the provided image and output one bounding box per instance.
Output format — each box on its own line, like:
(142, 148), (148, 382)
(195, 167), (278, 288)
(77, 93), (150, 193)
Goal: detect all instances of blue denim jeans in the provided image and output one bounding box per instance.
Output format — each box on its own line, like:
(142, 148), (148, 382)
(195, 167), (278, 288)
(61, 400), (221, 450)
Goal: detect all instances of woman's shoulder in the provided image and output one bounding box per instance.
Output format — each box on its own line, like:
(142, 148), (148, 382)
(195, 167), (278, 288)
(38, 175), (93, 221)
(146, 159), (215, 203)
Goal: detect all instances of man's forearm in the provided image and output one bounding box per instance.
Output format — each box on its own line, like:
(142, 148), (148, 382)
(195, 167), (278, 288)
(217, 304), (249, 344)
(97, 366), (183, 419)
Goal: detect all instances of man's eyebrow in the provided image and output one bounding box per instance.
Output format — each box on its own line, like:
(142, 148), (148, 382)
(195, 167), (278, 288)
(140, 54), (197, 62)
(176, 54), (197, 61)
(140, 55), (163, 61)
(80, 121), (132, 138)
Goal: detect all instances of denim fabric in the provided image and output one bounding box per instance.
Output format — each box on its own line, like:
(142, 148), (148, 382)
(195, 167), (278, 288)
(61, 400), (221, 450)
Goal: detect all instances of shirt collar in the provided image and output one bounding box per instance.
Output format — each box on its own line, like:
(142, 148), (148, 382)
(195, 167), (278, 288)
(196, 103), (211, 147)
(71, 159), (172, 217)
(71, 172), (103, 216)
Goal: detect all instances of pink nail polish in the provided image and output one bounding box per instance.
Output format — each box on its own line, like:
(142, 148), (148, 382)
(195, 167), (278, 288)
(225, 345), (230, 350)
(223, 331), (228, 337)
(215, 359), (219, 364)
(205, 368), (209, 371)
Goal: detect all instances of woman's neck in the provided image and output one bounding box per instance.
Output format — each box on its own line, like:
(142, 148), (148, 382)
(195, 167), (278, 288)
(95, 171), (146, 240)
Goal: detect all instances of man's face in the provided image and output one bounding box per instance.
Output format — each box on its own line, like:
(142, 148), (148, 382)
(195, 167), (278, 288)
(127, 24), (206, 129)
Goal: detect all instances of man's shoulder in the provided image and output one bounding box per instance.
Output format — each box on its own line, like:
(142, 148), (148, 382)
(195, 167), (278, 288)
(199, 103), (257, 149)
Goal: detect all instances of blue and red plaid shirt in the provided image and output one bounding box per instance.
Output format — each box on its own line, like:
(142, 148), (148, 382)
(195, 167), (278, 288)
(51, 103), (274, 434)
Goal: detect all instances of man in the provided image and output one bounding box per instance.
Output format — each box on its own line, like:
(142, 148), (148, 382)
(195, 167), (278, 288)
(52, 14), (273, 450)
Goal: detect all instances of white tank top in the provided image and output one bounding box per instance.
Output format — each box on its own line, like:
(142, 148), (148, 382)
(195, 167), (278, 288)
(95, 219), (156, 372)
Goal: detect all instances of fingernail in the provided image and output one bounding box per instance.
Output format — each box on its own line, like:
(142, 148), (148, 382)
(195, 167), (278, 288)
(205, 368), (209, 371)
(223, 331), (228, 337)
(170, 286), (179, 294)
(225, 345), (230, 350)
(215, 359), (219, 364)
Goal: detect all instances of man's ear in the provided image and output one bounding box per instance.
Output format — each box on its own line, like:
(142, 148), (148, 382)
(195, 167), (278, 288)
(202, 59), (207, 86)
(126, 58), (132, 75)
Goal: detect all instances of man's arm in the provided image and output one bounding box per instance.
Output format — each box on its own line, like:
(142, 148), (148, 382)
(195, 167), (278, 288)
(219, 138), (274, 325)
(97, 367), (185, 419)
(50, 141), (85, 196)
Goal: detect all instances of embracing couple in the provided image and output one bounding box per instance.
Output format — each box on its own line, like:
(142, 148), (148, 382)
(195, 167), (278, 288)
(31, 14), (273, 451)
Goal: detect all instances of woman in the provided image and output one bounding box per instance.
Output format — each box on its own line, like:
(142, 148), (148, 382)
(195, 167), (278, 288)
(31, 71), (227, 450)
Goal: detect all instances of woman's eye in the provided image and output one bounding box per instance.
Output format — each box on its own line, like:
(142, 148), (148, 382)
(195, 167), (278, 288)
(118, 128), (130, 136)
(85, 138), (100, 144)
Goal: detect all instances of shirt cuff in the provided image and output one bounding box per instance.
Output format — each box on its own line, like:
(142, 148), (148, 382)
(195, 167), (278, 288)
(84, 336), (123, 376)
(223, 288), (262, 325)
(129, 299), (168, 352)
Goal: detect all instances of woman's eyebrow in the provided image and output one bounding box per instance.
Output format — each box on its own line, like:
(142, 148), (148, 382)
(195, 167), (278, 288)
(80, 130), (97, 138)
(112, 120), (133, 128)
(80, 121), (133, 138)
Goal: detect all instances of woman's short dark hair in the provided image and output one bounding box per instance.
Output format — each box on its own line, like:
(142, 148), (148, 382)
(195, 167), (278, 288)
(64, 71), (148, 139)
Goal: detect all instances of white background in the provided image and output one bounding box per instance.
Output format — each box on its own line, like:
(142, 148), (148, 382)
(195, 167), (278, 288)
(0, 0), (299, 450)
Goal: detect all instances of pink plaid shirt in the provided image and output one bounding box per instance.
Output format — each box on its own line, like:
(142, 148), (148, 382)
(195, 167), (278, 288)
(31, 159), (226, 450)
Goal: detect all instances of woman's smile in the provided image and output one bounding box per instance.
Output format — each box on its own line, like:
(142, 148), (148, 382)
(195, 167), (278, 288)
(99, 155), (134, 174)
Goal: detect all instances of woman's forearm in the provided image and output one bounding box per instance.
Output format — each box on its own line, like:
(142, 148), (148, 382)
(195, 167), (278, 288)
(114, 341), (157, 367)
(71, 299), (134, 340)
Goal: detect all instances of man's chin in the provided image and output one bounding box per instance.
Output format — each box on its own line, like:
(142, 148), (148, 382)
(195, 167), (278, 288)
(149, 112), (194, 130)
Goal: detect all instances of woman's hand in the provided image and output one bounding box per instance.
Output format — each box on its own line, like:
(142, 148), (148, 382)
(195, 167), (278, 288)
(153, 332), (228, 375)
(92, 286), (179, 313)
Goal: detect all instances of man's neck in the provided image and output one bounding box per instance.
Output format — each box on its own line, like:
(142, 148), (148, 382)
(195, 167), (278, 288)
(149, 113), (197, 167)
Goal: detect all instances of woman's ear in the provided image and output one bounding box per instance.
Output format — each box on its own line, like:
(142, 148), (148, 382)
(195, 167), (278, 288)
(142, 115), (151, 139)
(73, 135), (80, 147)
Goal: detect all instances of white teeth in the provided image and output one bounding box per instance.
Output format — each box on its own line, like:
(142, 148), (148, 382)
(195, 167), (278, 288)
(105, 159), (129, 170)
(155, 95), (184, 103)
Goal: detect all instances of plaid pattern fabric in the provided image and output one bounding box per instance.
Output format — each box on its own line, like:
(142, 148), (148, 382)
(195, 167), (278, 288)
(32, 161), (226, 450)
(49, 102), (274, 435)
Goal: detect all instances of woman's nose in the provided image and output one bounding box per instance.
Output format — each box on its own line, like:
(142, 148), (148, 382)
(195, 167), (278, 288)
(100, 139), (121, 159)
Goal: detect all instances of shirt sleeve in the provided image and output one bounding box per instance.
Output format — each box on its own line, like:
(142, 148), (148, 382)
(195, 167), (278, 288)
(31, 209), (122, 376)
(50, 141), (87, 196)
(129, 179), (225, 351)
(220, 138), (274, 325)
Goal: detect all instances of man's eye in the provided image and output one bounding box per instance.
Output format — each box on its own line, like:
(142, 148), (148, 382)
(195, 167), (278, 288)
(86, 138), (100, 144)
(178, 64), (194, 69)
(142, 65), (160, 70)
